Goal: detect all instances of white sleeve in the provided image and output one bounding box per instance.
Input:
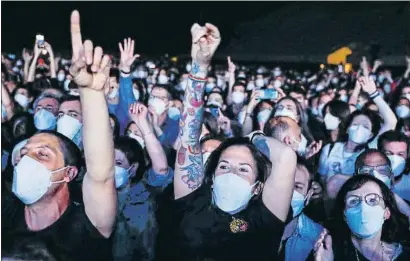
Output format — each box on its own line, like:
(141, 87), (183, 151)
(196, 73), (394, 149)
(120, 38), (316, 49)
(318, 144), (331, 176)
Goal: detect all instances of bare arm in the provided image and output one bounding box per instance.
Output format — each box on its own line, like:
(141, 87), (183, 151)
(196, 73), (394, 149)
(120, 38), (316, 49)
(404, 56), (410, 79)
(372, 60), (382, 74)
(252, 135), (297, 222)
(241, 90), (261, 136)
(360, 56), (370, 77)
(359, 76), (397, 135)
(27, 46), (41, 83)
(44, 42), (57, 79)
(226, 56), (236, 106)
(174, 23), (221, 199)
(22, 48), (32, 83)
(348, 80), (362, 106)
(130, 103), (169, 174)
(1, 84), (15, 120)
(69, 10), (116, 238)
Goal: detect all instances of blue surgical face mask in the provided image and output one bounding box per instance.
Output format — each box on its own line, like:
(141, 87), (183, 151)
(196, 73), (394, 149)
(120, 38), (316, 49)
(114, 166), (132, 189)
(257, 109), (272, 124)
(34, 109), (57, 131)
(168, 107), (181, 121)
(291, 190), (306, 218)
(205, 83), (216, 93)
(345, 203), (385, 239)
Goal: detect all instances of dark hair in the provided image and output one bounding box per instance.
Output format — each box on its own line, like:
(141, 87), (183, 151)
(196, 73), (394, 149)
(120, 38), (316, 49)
(203, 111), (222, 137)
(131, 79), (146, 102)
(31, 77), (52, 94)
(114, 136), (145, 183)
(109, 113), (120, 141)
(289, 86), (307, 97)
(38, 130), (83, 171)
(200, 133), (225, 146)
(354, 149), (391, 173)
(272, 96), (315, 142)
(2, 240), (58, 261)
(341, 109), (381, 149)
(334, 175), (409, 243)
(60, 95), (81, 104)
(323, 100), (351, 140)
(397, 118), (410, 133)
(8, 112), (37, 141)
(109, 68), (120, 82)
(389, 82), (410, 110)
(152, 84), (172, 99)
(378, 130), (410, 153)
(202, 137), (270, 198)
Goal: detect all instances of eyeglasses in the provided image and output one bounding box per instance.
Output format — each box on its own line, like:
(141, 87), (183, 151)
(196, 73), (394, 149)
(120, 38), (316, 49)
(357, 165), (392, 177)
(345, 193), (384, 208)
(149, 95), (168, 101)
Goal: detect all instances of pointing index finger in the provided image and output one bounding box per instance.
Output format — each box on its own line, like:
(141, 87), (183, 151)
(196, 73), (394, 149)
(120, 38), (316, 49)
(71, 10), (83, 61)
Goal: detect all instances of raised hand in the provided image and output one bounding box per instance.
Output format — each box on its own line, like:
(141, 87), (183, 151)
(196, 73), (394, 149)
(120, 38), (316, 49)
(22, 48), (32, 63)
(314, 229), (334, 261)
(227, 56), (236, 73)
(305, 140), (323, 159)
(360, 56), (368, 70)
(190, 23), (221, 68)
(246, 89), (262, 113)
(129, 103), (151, 134)
(358, 76), (377, 94)
(44, 42), (54, 56)
(69, 10), (111, 91)
(374, 59), (383, 68)
(218, 108), (232, 135)
(118, 38), (140, 73)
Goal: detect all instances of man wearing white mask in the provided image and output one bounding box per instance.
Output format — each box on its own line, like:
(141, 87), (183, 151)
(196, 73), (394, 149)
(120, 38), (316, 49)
(379, 131), (410, 202)
(278, 162), (323, 261)
(57, 96), (83, 149)
(32, 93), (60, 131)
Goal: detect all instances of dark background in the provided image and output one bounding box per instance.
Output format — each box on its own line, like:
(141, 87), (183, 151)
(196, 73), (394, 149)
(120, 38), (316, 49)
(2, 1), (288, 57)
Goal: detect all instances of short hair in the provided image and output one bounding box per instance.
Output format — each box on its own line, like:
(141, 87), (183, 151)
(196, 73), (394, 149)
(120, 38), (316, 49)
(110, 68), (120, 82)
(33, 93), (61, 110)
(60, 95), (81, 104)
(109, 113), (120, 141)
(114, 136), (145, 183)
(2, 240), (58, 261)
(37, 130), (83, 171)
(152, 84), (172, 99)
(296, 159), (314, 191)
(9, 112), (37, 141)
(378, 130), (410, 153)
(354, 149), (391, 173)
(289, 86), (307, 96)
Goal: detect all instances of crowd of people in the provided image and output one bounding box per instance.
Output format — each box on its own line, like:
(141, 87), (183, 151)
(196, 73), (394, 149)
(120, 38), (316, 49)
(2, 9), (410, 261)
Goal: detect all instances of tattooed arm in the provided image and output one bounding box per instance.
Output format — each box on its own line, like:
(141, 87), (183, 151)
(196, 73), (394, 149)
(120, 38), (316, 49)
(252, 135), (297, 222)
(174, 23), (221, 200)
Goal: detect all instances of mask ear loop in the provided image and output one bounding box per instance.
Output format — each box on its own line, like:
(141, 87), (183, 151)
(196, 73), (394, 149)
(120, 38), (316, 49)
(50, 166), (70, 184)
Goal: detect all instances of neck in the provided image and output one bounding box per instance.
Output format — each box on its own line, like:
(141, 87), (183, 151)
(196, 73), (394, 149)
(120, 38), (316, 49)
(345, 140), (358, 152)
(351, 232), (383, 258)
(25, 185), (71, 231)
(330, 129), (339, 142)
(282, 216), (299, 241)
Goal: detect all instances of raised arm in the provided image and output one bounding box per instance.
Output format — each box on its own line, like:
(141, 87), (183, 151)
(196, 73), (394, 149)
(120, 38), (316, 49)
(69, 10), (116, 238)
(226, 56), (236, 106)
(44, 42), (57, 79)
(27, 42), (42, 83)
(129, 103), (169, 174)
(1, 84), (15, 121)
(404, 56), (410, 79)
(252, 134), (297, 222)
(22, 48), (32, 83)
(359, 76), (397, 135)
(348, 79), (362, 106)
(242, 90), (261, 135)
(360, 56), (370, 77)
(174, 23), (221, 199)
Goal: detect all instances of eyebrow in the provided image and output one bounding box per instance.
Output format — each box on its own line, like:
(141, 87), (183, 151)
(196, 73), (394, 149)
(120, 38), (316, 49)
(68, 109), (80, 114)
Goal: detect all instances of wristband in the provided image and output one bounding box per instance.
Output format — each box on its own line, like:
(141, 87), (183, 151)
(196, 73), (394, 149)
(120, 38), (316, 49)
(121, 69), (131, 75)
(369, 91), (379, 99)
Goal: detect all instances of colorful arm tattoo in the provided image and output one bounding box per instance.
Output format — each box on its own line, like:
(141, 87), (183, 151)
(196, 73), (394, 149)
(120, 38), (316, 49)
(175, 62), (208, 190)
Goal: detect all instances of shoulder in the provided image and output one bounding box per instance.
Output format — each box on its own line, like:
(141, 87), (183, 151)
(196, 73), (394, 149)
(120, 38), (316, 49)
(243, 199), (285, 232)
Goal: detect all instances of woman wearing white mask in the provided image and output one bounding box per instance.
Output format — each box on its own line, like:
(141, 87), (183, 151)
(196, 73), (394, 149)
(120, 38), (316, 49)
(11, 86), (34, 111)
(319, 77), (397, 182)
(395, 97), (410, 119)
(314, 175), (410, 261)
(323, 100), (351, 143)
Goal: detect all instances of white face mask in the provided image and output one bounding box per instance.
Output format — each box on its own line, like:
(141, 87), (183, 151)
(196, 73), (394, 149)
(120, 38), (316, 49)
(324, 113), (341, 130)
(57, 73), (65, 82)
(257, 109), (272, 124)
(348, 125), (371, 144)
(232, 91), (245, 104)
(291, 190), (306, 218)
(213, 173), (258, 213)
(57, 114), (82, 141)
(158, 75), (169, 84)
(186, 63), (192, 73)
(255, 79), (264, 88)
(388, 155), (406, 177)
(294, 134), (308, 157)
(133, 89), (140, 101)
(273, 80), (282, 89)
(274, 108), (297, 122)
(217, 78), (225, 88)
(108, 87), (118, 99)
(148, 97), (167, 115)
(273, 69), (282, 77)
(14, 94), (29, 108)
(395, 105), (410, 119)
(12, 156), (67, 204)
(129, 133), (145, 149)
(246, 82), (255, 91)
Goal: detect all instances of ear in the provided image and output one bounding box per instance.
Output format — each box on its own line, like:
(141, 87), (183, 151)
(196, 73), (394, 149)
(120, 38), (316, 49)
(283, 135), (293, 147)
(384, 207), (391, 221)
(305, 188), (314, 206)
(63, 166), (78, 182)
(253, 182), (264, 196)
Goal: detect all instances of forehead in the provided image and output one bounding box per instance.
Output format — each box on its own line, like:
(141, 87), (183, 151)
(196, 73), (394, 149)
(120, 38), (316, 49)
(115, 149), (128, 163)
(38, 97), (58, 107)
(278, 99), (296, 108)
(352, 115), (371, 125)
(233, 85), (245, 91)
(202, 139), (222, 150)
(152, 87), (168, 96)
(16, 88), (28, 94)
(363, 153), (388, 166)
(346, 181), (382, 198)
(295, 165), (310, 185)
(60, 100), (81, 112)
(402, 87), (410, 94)
(383, 141), (407, 152)
(220, 145), (256, 167)
(209, 93), (223, 101)
(28, 133), (61, 151)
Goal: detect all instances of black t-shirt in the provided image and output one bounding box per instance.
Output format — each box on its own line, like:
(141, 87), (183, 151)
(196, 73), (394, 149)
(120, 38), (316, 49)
(156, 183), (285, 261)
(1, 189), (113, 261)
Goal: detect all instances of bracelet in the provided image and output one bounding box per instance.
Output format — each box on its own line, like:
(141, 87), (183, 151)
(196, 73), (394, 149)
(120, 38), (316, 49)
(188, 74), (207, 82)
(120, 69), (131, 75)
(369, 91), (379, 99)
(142, 131), (153, 137)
